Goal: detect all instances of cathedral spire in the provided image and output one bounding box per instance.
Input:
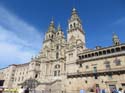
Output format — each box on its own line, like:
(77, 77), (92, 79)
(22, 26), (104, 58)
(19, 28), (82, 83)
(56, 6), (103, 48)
(56, 24), (64, 38)
(68, 8), (83, 32)
(57, 24), (62, 31)
(45, 18), (56, 41)
(50, 17), (54, 25)
(56, 24), (64, 37)
(48, 18), (55, 32)
(70, 8), (80, 22)
(112, 32), (120, 45)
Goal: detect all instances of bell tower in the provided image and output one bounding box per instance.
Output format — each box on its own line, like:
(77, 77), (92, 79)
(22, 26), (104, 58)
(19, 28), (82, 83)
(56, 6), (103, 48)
(41, 19), (56, 59)
(112, 33), (120, 46)
(67, 8), (86, 49)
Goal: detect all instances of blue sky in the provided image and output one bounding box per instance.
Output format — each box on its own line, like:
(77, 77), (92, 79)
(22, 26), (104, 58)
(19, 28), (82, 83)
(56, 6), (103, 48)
(0, 0), (125, 68)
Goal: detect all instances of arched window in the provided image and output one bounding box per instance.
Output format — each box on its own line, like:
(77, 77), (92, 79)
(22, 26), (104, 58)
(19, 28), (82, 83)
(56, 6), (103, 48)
(114, 58), (121, 66)
(95, 52), (98, 56)
(116, 47), (120, 52)
(57, 45), (59, 50)
(79, 64), (82, 68)
(51, 35), (53, 38)
(56, 52), (59, 59)
(57, 32), (59, 35)
(70, 24), (72, 29)
(107, 50), (111, 54)
(79, 56), (82, 60)
(54, 64), (60, 76)
(103, 51), (106, 54)
(22, 77), (24, 81)
(111, 48), (115, 53)
(35, 74), (38, 78)
(54, 71), (57, 76)
(55, 64), (60, 69)
(73, 23), (76, 28)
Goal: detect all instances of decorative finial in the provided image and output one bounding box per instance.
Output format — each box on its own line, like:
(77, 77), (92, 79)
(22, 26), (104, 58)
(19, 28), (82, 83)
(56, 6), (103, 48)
(72, 8), (76, 12)
(57, 23), (62, 31)
(50, 17), (54, 24)
(113, 32), (118, 39)
(72, 8), (77, 14)
(48, 17), (55, 32)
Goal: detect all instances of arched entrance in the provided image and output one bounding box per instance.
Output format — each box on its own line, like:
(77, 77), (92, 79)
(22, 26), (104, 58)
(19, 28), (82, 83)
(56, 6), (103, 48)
(19, 78), (41, 93)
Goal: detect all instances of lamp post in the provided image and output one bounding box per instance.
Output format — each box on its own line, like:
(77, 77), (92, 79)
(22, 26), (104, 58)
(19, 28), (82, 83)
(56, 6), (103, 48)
(93, 67), (98, 79)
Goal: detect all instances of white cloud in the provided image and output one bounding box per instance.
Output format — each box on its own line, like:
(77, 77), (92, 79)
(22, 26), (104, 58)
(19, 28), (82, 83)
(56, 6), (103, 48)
(0, 6), (43, 68)
(112, 17), (125, 25)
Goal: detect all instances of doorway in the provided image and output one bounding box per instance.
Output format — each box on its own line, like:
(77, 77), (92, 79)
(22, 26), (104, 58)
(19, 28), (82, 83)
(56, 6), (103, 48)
(0, 80), (4, 86)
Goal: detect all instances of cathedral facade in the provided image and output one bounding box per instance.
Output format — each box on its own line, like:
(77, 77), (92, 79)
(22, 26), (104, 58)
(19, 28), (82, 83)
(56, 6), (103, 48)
(0, 8), (125, 93)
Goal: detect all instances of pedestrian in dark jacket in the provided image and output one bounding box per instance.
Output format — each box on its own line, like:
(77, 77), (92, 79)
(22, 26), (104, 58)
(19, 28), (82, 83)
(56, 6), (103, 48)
(25, 88), (29, 93)
(112, 88), (118, 93)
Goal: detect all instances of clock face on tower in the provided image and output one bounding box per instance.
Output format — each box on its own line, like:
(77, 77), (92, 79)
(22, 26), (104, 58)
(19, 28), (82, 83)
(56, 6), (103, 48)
(76, 39), (82, 45)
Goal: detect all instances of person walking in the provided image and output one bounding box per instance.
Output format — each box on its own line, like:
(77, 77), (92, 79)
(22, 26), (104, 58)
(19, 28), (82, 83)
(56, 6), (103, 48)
(112, 88), (118, 93)
(118, 88), (122, 93)
(101, 89), (105, 93)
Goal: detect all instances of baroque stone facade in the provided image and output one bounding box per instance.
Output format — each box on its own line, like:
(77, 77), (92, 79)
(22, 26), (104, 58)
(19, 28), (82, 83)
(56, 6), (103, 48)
(0, 8), (125, 93)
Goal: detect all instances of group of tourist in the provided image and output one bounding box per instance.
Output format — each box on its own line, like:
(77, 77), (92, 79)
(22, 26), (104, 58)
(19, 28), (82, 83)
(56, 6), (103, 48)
(95, 87), (125, 93)
(111, 87), (124, 93)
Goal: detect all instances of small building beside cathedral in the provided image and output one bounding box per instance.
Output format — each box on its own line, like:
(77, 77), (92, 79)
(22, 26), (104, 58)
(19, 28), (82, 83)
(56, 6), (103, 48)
(0, 8), (125, 93)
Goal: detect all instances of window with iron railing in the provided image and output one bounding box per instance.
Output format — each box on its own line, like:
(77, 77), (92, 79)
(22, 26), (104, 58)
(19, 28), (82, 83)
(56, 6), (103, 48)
(114, 58), (121, 66)
(104, 61), (111, 70)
